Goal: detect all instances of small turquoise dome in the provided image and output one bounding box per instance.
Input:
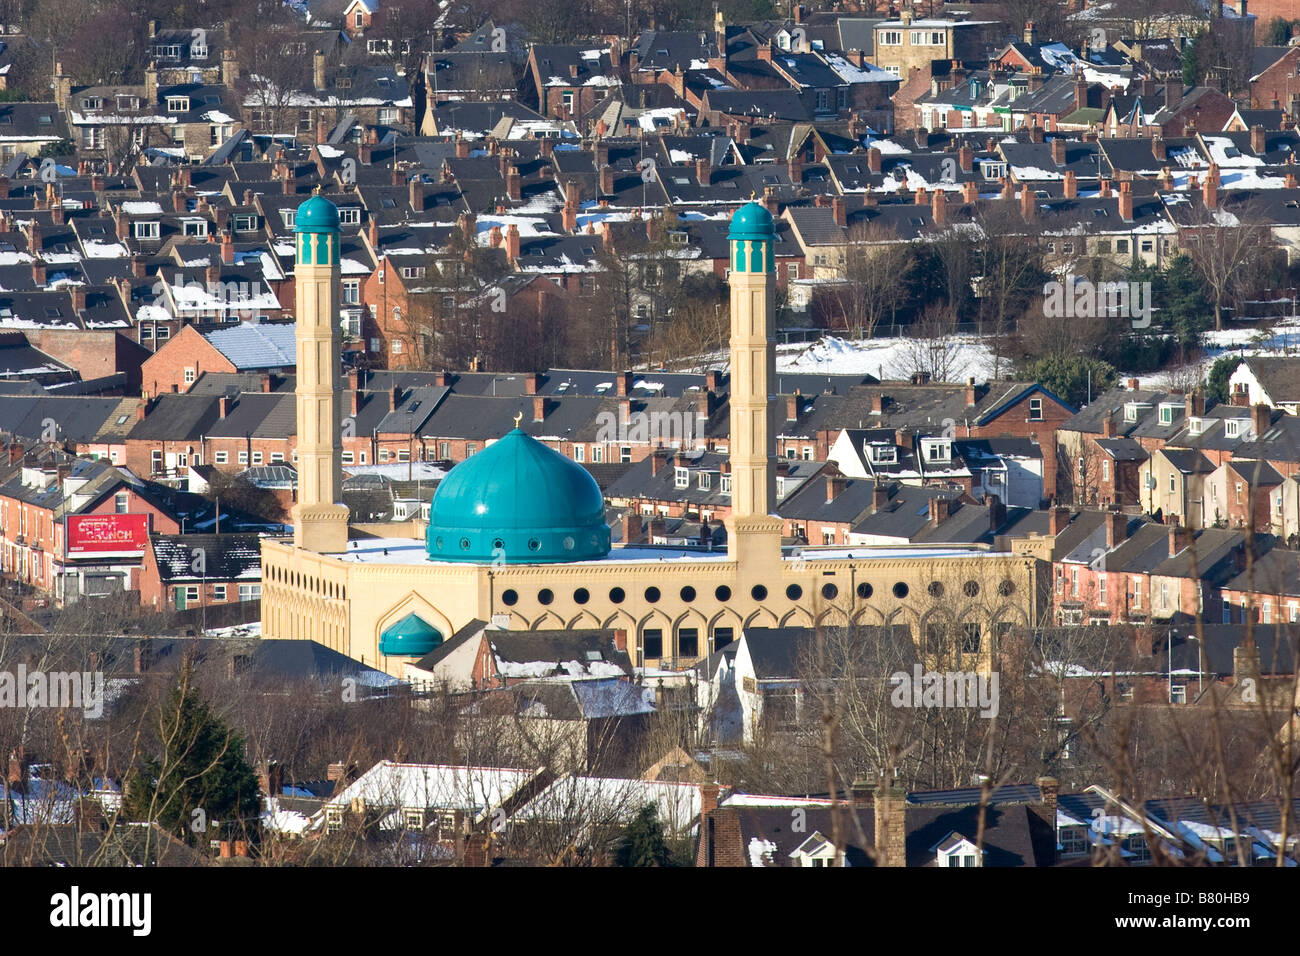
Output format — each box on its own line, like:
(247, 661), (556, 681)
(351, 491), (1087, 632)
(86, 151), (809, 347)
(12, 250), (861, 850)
(379, 612), (443, 656)
(729, 201), (776, 240)
(294, 195), (340, 232)
(427, 427), (611, 564)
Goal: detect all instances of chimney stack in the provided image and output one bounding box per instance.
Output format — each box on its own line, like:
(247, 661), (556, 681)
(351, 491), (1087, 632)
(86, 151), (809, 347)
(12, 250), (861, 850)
(1049, 506), (1070, 535)
(504, 223), (520, 261)
(1020, 185), (1037, 221)
(1063, 170), (1077, 199)
(1104, 509), (1127, 548)
(1118, 180), (1133, 221)
(505, 166), (521, 201)
(1252, 402), (1271, 437)
(931, 188), (947, 226)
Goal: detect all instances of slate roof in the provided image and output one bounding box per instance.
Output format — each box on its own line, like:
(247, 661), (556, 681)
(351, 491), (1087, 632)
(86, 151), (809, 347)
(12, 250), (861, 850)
(149, 532), (263, 582)
(204, 322), (296, 369)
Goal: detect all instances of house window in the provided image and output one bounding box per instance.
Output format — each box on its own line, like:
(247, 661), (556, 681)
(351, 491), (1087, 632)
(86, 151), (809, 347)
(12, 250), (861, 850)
(342, 280), (360, 304)
(1059, 826), (1088, 856)
(674, 467), (689, 489)
(643, 629), (664, 658)
(1116, 239), (1129, 253)
(1132, 578), (1141, 609)
(184, 368), (196, 384)
(134, 221), (160, 240)
(238, 451), (249, 464)
(342, 451), (355, 464)
(561, 91), (575, 112)
(183, 220), (208, 238)
(215, 451), (228, 464)
(238, 584), (261, 601)
(355, 10), (364, 28)
(1169, 473), (1175, 493)
(379, 108), (398, 125)
(698, 472), (711, 490)
(880, 30), (902, 45)
(378, 449), (390, 462)
(721, 475), (732, 493)
(252, 451), (263, 464)
(339, 208), (361, 225)
(620, 446), (632, 463)
(114, 493), (129, 513)
(185, 585), (200, 603)
(1169, 685), (1186, 705)
(233, 215), (256, 232)
(166, 96), (190, 113)
(1262, 602), (1271, 624)
(213, 585), (227, 601)
(574, 445), (585, 462)
(592, 446), (604, 463)
(1099, 575), (1107, 603)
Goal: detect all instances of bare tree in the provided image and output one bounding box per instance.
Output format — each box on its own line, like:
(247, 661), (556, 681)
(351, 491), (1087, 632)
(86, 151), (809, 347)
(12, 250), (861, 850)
(1180, 197), (1280, 332)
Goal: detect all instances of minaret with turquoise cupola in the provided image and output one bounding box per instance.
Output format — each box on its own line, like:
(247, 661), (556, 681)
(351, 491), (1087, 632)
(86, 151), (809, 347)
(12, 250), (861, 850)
(725, 202), (783, 566)
(291, 193), (350, 553)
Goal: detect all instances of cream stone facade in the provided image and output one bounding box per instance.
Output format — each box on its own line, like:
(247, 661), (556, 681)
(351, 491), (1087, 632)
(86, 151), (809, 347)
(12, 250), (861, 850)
(262, 198), (1048, 678)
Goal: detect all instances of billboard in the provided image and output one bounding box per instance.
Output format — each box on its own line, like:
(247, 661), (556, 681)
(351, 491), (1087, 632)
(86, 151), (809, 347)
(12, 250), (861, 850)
(66, 514), (149, 555)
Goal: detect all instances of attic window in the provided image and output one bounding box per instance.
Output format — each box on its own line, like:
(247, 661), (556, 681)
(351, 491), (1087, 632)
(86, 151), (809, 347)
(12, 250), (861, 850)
(38, 115), (51, 125)
(1224, 419), (1242, 438)
(45, 307), (62, 318)
(1092, 208), (1108, 217)
(336, 77), (353, 89)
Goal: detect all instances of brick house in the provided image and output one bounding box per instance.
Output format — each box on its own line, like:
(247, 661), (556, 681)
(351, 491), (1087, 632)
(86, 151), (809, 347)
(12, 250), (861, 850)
(1249, 45), (1300, 111)
(138, 532), (263, 611)
(140, 323), (295, 398)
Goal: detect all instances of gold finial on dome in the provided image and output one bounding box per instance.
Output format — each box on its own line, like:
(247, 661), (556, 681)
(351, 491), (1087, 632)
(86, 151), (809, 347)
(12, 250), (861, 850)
(514, 411), (523, 427)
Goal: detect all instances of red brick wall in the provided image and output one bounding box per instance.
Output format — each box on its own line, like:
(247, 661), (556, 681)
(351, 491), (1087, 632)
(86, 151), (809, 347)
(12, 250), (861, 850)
(971, 391), (1073, 499)
(140, 325), (234, 397)
(1250, 45), (1300, 109)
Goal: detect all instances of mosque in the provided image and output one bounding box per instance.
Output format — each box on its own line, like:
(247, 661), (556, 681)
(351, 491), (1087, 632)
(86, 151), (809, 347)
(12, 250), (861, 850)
(260, 196), (1046, 679)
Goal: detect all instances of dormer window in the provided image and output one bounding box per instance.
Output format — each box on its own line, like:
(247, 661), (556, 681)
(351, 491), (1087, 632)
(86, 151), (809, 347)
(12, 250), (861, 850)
(935, 834), (983, 867)
(82, 96), (103, 111)
(922, 438), (951, 462)
(281, 210), (297, 227)
(1224, 419), (1243, 438)
(720, 474), (732, 494)
(167, 96), (190, 113)
(1159, 403), (1176, 425)
(1188, 417), (1205, 436)
(674, 467), (689, 489)
(870, 444), (897, 464)
(698, 472), (712, 490)
(133, 221), (160, 240)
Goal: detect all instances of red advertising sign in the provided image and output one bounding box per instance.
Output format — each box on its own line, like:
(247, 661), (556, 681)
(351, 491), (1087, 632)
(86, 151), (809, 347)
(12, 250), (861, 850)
(66, 514), (149, 555)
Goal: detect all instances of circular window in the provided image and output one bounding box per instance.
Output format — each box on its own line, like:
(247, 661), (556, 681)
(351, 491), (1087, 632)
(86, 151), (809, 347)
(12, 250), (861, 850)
(492, 538), (505, 550)
(501, 589), (518, 606)
(574, 587), (589, 604)
(715, 585), (732, 602)
(928, 581), (944, 599)
(562, 535), (575, 551)
(681, 586), (696, 602)
(538, 588), (554, 605)
(857, 582), (873, 600)
(963, 580), (980, 598)
(645, 586), (661, 603)
(751, 584), (768, 601)
(821, 583), (838, 600)
(998, 579), (1015, 597)
(609, 587), (626, 604)
(893, 582), (909, 599)
(459, 537), (471, 551)
(527, 538), (542, 552)
(786, 584), (803, 601)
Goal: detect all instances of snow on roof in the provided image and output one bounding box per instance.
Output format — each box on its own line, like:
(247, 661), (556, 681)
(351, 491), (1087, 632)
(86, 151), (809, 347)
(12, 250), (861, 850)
(513, 776), (700, 833)
(322, 760), (539, 821)
(748, 836), (778, 866)
(121, 201), (165, 215)
(204, 322), (296, 368)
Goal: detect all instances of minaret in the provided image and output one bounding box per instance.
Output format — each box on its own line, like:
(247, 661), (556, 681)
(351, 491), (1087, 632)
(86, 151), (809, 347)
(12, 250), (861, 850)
(291, 194), (350, 553)
(725, 202), (783, 565)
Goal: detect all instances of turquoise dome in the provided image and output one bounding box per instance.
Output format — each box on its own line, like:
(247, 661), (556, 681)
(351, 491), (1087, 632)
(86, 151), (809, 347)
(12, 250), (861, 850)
(379, 612), (443, 656)
(729, 201), (776, 240)
(427, 427), (611, 563)
(295, 195), (340, 232)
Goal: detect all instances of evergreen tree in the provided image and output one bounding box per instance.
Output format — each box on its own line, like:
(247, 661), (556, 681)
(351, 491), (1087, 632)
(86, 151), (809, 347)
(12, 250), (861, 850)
(1155, 254), (1212, 353)
(1025, 354), (1116, 408)
(1206, 355), (1244, 404)
(1182, 33), (1201, 87)
(123, 659), (262, 847)
(615, 804), (674, 867)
